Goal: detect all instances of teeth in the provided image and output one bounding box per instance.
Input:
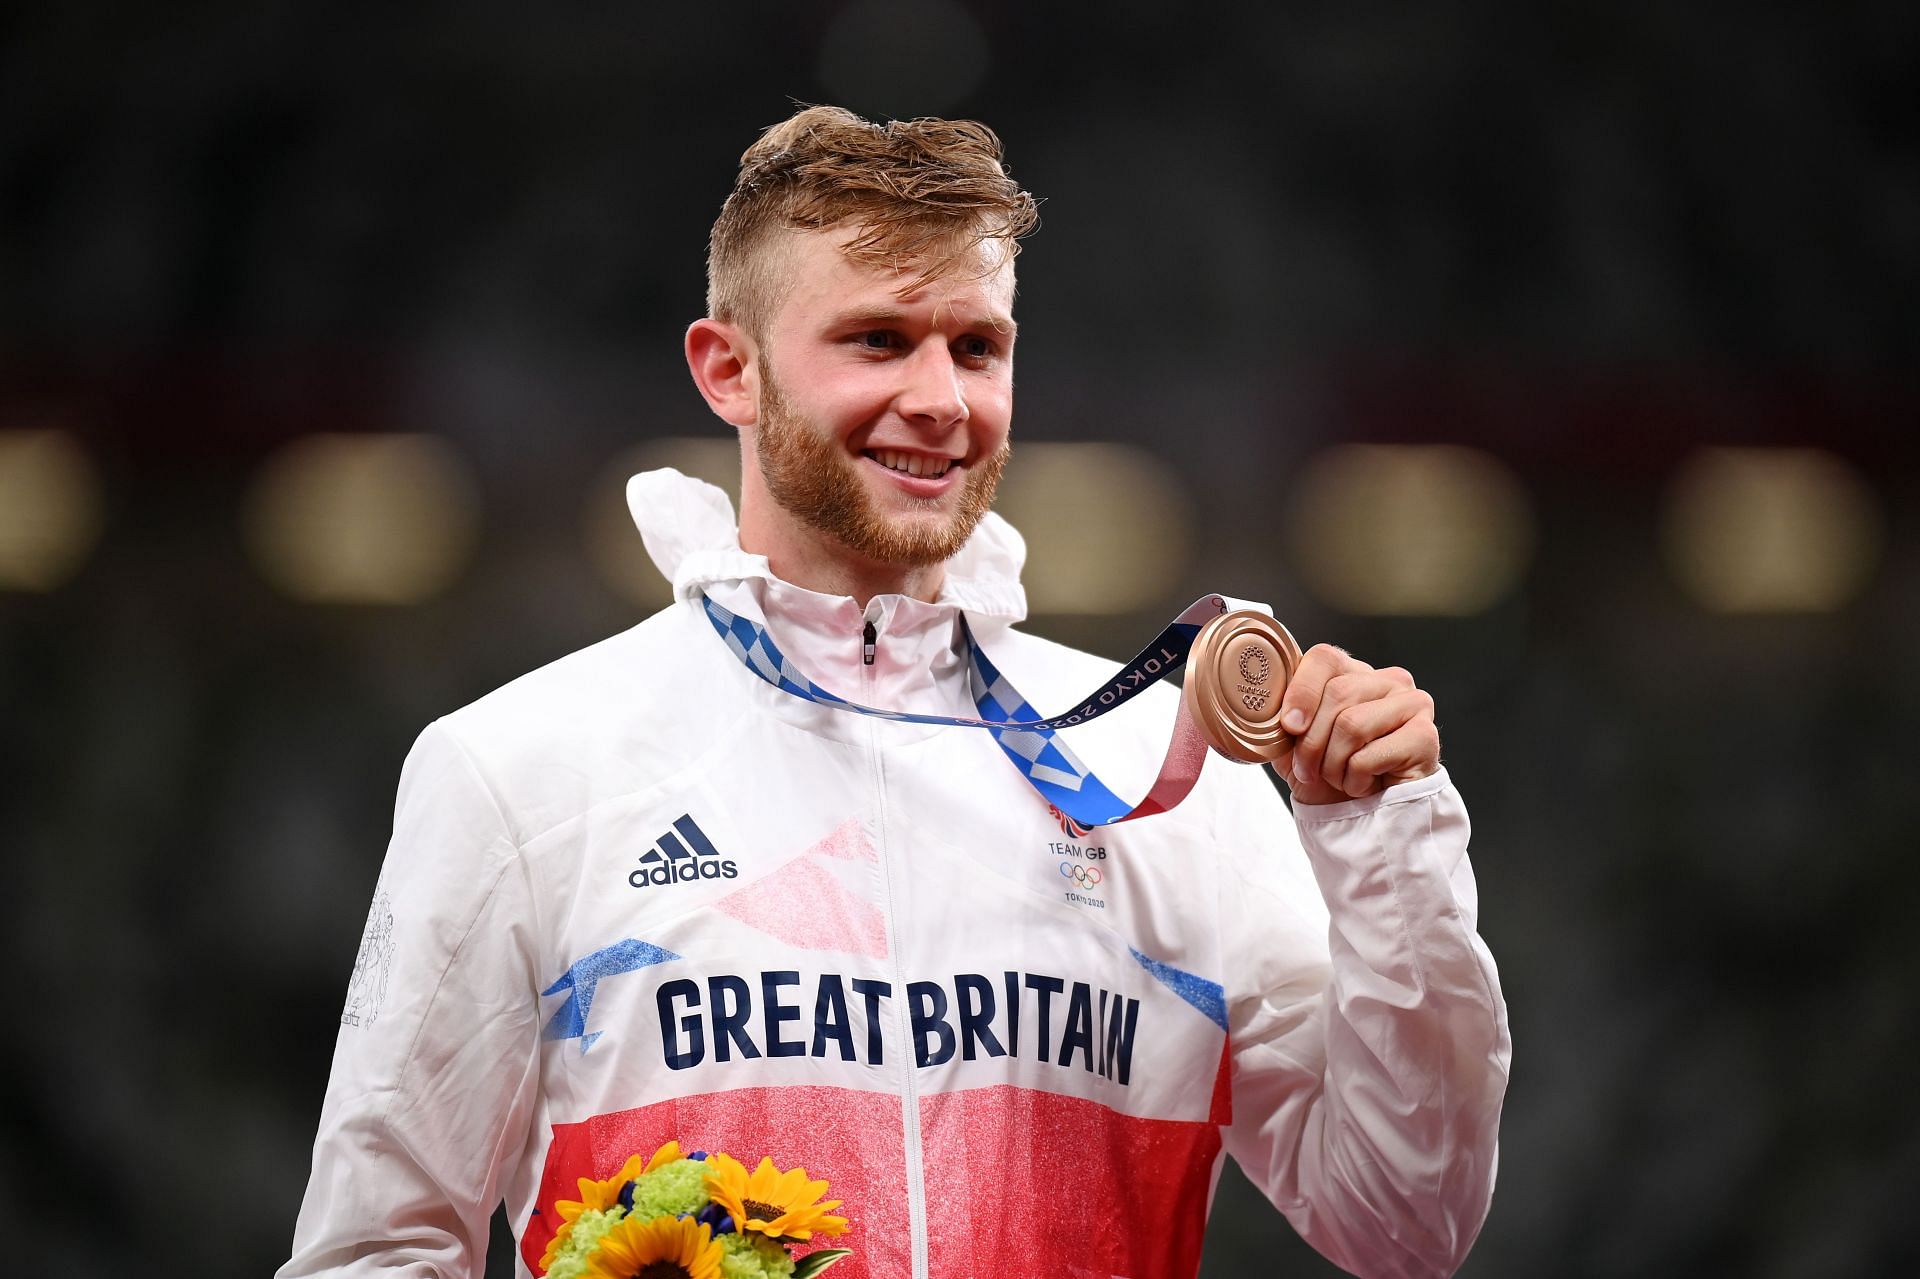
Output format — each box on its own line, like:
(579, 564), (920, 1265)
(871, 450), (949, 478)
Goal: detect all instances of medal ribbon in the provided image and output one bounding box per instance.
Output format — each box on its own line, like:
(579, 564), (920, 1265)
(701, 593), (1248, 828)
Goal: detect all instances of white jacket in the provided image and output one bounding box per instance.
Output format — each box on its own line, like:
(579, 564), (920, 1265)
(282, 469), (1510, 1279)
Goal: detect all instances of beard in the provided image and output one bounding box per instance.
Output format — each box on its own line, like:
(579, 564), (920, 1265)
(752, 366), (1009, 568)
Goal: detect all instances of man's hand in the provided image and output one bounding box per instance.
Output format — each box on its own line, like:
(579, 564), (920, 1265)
(1275, 645), (1440, 805)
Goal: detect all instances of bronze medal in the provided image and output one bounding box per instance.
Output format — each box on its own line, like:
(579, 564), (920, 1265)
(1183, 610), (1304, 763)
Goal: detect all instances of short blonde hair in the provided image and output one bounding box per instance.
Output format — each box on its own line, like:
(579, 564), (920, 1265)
(707, 105), (1040, 337)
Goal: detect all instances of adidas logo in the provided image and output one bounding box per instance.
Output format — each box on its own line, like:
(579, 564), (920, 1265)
(628, 815), (738, 889)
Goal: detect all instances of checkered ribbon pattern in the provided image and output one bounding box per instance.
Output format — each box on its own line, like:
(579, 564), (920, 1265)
(701, 593), (1234, 828)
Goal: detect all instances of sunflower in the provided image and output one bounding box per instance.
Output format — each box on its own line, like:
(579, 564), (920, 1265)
(581, 1214), (722, 1279)
(640, 1140), (686, 1175)
(541, 1142), (686, 1270)
(703, 1153), (850, 1243)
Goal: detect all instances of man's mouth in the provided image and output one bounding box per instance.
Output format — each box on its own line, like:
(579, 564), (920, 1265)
(864, 449), (954, 479)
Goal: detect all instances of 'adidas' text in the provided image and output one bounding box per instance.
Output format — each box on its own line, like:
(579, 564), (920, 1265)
(630, 814), (738, 889)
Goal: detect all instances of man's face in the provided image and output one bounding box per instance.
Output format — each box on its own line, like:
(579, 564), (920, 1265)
(744, 228), (1016, 570)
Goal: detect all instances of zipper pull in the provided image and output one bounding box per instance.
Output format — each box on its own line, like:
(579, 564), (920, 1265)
(862, 619), (877, 666)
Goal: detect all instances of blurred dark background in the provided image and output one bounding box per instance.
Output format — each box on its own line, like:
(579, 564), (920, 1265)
(3, 3), (1917, 1276)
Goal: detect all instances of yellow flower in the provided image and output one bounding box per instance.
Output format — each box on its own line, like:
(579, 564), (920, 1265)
(540, 1142), (684, 1270)
(582, 1214), (722, 1279)
(703, 1153), (850, 1242)
(641, 1140), (685, 1174)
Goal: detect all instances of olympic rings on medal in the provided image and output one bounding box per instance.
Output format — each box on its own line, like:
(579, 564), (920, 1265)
(1058, 862), (1104, 888)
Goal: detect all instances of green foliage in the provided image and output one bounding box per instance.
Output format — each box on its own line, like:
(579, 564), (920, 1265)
(792, 1248), (853, 1278)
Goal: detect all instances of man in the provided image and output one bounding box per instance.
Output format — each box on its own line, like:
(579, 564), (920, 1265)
(283, 106), (1509, 1279)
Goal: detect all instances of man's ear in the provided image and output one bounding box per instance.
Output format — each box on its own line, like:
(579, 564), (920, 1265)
(685, 318), (759, 428)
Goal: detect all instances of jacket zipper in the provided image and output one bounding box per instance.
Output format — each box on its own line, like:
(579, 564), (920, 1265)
(861, 607), (929, 1278)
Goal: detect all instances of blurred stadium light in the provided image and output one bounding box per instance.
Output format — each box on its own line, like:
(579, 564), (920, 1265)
(585, 437), (742, 608)
(1284, 444), (1534, 616)
(994, 442), (1194, 615)
(1663, 446), (1882, 614)
(0, 429), (105, 592)
(241, 433), (480, 605)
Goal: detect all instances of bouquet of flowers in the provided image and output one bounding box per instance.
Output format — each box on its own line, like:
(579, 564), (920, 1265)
(539, 1140), (852, 1279)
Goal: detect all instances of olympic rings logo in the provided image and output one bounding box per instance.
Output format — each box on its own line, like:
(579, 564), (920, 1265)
(1059, 862), (1104, 888)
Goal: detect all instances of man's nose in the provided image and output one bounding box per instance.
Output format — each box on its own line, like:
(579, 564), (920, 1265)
(896, 344), (969, 429)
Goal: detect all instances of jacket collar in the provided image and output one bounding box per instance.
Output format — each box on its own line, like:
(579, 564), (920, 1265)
(627, 467), (1029, 627)
(626, 467), (1028, 720)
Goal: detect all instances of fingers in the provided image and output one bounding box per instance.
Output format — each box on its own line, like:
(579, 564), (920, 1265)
(1281, 646), (1437, 799)
(1278, 643), (1350, 742)
(1346, 716), (1441, 790)
(1322, 690), (1438, 796)
(1286, 648), (1408, 785)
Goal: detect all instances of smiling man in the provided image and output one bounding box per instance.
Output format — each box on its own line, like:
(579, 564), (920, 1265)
(692, 220), (1015, 603)
(687, 116), (1025, 608)
(283, 107), (1510, 1279)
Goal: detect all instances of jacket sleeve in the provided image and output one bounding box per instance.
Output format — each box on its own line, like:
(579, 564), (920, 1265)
(281, 720), (543, 1279)
(1217, 766), (1510, 1279)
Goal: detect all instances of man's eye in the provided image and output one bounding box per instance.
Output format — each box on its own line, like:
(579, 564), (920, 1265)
(858, 331), (894, 350)
(958, 336), (993, 359)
